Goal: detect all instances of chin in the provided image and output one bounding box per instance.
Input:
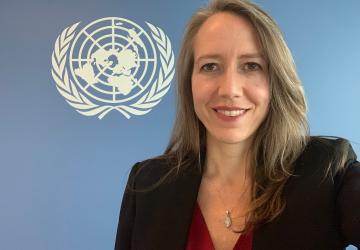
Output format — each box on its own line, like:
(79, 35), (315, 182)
(209, 131), (253, 145)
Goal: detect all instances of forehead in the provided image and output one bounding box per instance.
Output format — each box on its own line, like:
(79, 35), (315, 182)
(193, 11), (262, 58)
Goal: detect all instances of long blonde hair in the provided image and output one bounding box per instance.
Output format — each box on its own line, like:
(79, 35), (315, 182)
(128, 0), (309, 232)
(133, 0), (310, 233)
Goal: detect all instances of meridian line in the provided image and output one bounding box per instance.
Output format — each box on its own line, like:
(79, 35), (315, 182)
(112, 19), (115, 50)
(130, 75), (145, 90)
(94, 62), (112, 80)
(120, 30), (144, 52)
(84, 62), (112, 90)
(83, 30), (106, 51)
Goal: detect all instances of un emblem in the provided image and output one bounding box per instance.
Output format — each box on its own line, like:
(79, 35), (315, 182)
(51, 17), (174, 119)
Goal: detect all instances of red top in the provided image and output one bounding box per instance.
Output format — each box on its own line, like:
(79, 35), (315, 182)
(186, 202), (253, 250)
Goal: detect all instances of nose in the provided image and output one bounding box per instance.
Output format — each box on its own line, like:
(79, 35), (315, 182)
(217, 67), (243, 99)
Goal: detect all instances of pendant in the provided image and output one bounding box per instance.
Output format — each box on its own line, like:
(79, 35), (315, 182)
(224, 210), (232, 228)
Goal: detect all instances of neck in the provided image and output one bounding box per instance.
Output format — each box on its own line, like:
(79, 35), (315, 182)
(203, 134), (252, 186)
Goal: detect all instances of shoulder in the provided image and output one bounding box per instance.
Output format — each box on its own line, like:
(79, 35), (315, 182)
(127, 155), (174, 188)
(282, 137), (360, 247)
(336, 159), (360, 246)
(296, 137), (360, 199)
(127, 154), (198, 190)
(291, 136), (357, 185)
(304, 136), (356, 158)
(298, 136), (356, 170)
(326, 139), (360, 246)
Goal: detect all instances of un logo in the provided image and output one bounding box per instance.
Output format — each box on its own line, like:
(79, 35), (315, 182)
(51, 17), (174, 119)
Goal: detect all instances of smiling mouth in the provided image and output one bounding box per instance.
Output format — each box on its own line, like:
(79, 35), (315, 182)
(213, 108), (249, 117)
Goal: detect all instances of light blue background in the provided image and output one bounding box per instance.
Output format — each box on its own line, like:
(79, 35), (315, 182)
(0, 0), (359, 249)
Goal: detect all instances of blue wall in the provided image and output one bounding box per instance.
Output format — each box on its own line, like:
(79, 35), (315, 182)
(0, 0), (359, 249)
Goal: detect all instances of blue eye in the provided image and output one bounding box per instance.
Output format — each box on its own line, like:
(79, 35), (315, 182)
(244, 62), (262, 71)
(200, 63), (218, 72)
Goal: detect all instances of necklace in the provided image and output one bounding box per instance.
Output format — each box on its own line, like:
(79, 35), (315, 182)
(214, 170), (249, 231)
(198, 150), (249, 232)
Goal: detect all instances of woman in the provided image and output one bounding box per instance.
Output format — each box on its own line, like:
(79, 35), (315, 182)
(115, 0), (360, 249)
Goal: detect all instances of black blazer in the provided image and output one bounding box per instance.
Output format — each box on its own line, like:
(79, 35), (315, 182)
(115, 137), (360, 250)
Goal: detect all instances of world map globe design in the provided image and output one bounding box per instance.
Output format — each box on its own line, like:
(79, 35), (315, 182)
(69, 17), (157, 104)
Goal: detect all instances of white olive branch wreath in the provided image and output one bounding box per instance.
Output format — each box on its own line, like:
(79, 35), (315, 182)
(51, 21), (174, 119)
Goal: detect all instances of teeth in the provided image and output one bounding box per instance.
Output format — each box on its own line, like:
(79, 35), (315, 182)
(217, 109), (246, 116)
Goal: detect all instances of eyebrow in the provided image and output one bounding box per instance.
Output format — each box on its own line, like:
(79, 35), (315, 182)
(195, 53), (265, 63)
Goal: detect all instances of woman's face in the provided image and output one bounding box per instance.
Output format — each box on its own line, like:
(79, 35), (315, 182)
(191, 12), (270, 146)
